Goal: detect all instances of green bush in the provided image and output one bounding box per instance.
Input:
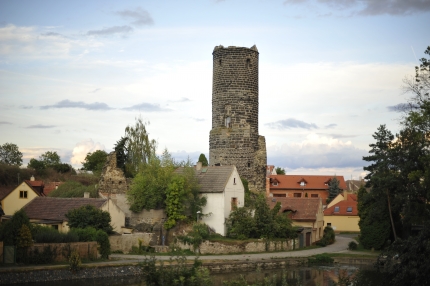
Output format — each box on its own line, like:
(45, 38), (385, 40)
(33, 226), (79, 243)
(48, 180), (98, 198)
(71, 227), (110, 259)
(177, 223), (210, 252)
(348, 241), (358, 250)
(69, 249), (81, 272)
(317, 226), (335, 247)
(308, 253), (334, 264)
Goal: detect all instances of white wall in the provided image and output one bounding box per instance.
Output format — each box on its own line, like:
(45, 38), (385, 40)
(201, 192), (225, 235)
(223, 167), (245, 219)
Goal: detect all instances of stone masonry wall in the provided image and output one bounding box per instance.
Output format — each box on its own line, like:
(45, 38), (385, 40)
(98, 152), (131, 195)
(178, 239), (298, 255)
(109, 233), (154, 253)
(29, 242), (98, 262)
(209, 45), (267, 191)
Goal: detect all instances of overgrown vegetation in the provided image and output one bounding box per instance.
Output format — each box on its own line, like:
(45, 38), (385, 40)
(140, 255), (212, 286)
(226, 194), (297, 240)
(48, 180), (98, 198)
(177, 223), (211, 253)
(71, 227), (110, 259)
(65, 204), (113, 234)
(308, 253), (334, 264)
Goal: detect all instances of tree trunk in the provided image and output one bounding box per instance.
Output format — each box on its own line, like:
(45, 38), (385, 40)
(386, 189), (397, 241)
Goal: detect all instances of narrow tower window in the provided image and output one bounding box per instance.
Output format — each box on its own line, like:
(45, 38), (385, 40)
(225, 117), (231, 128)
(219, 59), (222, 66)
(246, 58), (251, 68)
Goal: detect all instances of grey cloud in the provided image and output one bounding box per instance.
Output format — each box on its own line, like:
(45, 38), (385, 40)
(20, 105), (33, 109)
(325, 123), (337, 129)
(90, 88), (101, 93)
(266, 118), (318, 130)
(318, 133), (358, 139)
(41, 32), (63, 37)
(283, 0), (430, 15)
(26, 124), (56, 129)
(0, 121), (12, 125)
(170, 97), (191, 103)
(87, 25), (133, 36)
(192, 118), (205, 122)
(116, 7), (154, 26)
(387, 102), (418, 112)
(40, 100), (113, 111)
(122, 102), (170, 112)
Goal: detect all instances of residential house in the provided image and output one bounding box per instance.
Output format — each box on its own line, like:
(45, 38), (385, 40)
(176, 163), (244, 236)
(324, 191), (359, 232)
(266, 165), (277, 177)
(345, 179), (365, 193)
(267, 175), (347, 204)
(266, 197), (324, 246)
(0, 177), (45, 216)
(20, 197), (125, 233)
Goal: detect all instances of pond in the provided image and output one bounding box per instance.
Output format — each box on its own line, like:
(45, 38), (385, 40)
(13, 264), (384, 286)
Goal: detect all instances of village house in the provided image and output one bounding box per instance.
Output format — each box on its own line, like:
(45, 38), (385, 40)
(20, 196), (125, 233)
(324, 191), (359, 232)
(0, 176), (45, 216)
(266, 196), (324, 246)
(267, 175), (347, 204)
(176, 163), (245, 236)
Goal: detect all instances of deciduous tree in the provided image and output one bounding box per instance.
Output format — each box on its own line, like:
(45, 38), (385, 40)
(0, 143), (23, 166)
(81, 150), (108, 173)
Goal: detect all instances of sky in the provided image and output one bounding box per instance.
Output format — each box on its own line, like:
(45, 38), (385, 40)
(1, 0), (429, 180)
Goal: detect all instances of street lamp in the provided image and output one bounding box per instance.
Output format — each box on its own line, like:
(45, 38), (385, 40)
(196, 211), (201, 222)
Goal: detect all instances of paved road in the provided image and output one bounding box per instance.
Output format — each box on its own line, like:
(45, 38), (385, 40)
(110, 235), (362, 263)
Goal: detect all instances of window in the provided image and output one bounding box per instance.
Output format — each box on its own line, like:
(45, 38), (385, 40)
(327, 223), (332, 227)
(300, 181), (306, 187)
(347, 207), (353, 213)
(272, 181), (278, 186)
(247, 162), (251, 168)
(246, 58), (251, 68)
(19, 191), (28, 199)
(311, 194), (318, 198)
(231, 197), (237, 210)
(273, 194), (286, 197)
(294, 193), (301, 198)
(219, 59), (222, 66)
(334, 206), (340, 212)
(225, 117), (231, 127)
(233, 178), (236, 185)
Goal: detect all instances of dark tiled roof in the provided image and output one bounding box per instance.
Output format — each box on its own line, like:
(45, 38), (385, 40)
(266, 197), (321, 221)
(324, 200), (358, 216)
(22, 197), (107, 221)
(25, 180), (44, 187)
(23, 181), (45, 197)
(0, 186), (15, 201)
(269, 175), (347, 190)
(176, 166), (235, 193)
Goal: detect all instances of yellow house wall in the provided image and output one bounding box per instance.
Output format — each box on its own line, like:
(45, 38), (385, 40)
(2, 182), (39, 216)
(292, 203), (324, 244)
(325, 216), (360, 232)
(327, 194), (344, 209)
(100, 199), (125, 233)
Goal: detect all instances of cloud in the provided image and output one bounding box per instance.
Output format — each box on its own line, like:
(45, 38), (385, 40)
(40, 99), (113, 111)
(70, 139), (105, 166)
(192, 118), (205, 122)
(26, 124), (56, 129)
(325, 123), (337, 129)
(122, 102), (170, 112)
(90, 88), (101, 93)
(87, 25), (133, 36)
(267, 133), (367, 170)
(169, 97), (191, 103)
(116, 7), (154, 26)
(40, 32), (63, 37)
(318, 133), (358, 139)
(387, 102), (418, 112)
(266, 118), (318, 130)
(0, 121), (12, 125)
(283, 0), (430, 16)
(20, 105), (33, 109)
(169, 150), (203, 164)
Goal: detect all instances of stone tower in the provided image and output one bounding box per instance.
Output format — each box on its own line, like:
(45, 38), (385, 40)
(209, 45), (267, 191)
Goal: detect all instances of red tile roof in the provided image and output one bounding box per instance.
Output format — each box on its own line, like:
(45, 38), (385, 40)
(22, 197), (107, 221)
(324, 200), (358, 216)
(25, 180), (44, 187)
(43, 182), (64, 196)
(266, 197), (321, 221)
(269, 175), (347, 190)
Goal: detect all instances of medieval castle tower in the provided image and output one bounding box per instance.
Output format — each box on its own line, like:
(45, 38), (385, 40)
(209, 45), (267, 191)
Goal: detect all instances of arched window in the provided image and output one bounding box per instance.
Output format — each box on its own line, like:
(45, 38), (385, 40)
(225, 117), (231, 127)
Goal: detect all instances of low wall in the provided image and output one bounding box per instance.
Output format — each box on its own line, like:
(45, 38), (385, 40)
(178, 239), (298, 254)
(109, 233), (154, 253)
(129, 209), (166, 226)
(29, 242), (98, 262)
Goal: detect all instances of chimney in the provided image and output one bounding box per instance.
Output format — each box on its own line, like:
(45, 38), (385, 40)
(343, 190), (348, 201)
(266, 177), (271, 197)
(196, 162), (202, 171)
(84, 192), (90, 198)
(30, 175), (35, 181)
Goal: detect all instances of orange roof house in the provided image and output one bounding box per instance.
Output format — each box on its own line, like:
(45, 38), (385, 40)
(266, 175), (347, 204)
(267, 197), (324, 245)
(323, 192), (359, 232)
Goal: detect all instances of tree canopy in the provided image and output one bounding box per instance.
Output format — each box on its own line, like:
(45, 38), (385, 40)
(81, 150), (108, 173)
(275, 167), (285, 175)
(198, 154), (208, 166)
(0, 143), (23, 166)
(326, 176), (342, 204)
(65, 205), (113, 234)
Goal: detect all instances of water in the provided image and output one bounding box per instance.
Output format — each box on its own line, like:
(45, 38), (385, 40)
(13, 265), (382, 286)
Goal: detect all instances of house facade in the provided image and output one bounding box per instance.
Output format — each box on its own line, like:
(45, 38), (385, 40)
(21, 197), (125, 233)
(324, 192), (359, 232)
(177, 163), (245, 236)
(266, 197), (324, 245)
(267, 175), (347, 204)
(1, 178), (45, 216)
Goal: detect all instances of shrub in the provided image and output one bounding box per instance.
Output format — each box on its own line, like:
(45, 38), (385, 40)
(69, 250), (81, 272)
(71, 227), (110, 259)
(66, 205), (113, 234)
(308, 253), (334, 264)
(317, 226), (335, 247)
(177, 223), (210, 253)
(48, 180), (98, 198)
(33, 226), (79, 243)
(348, 241), (358, 250)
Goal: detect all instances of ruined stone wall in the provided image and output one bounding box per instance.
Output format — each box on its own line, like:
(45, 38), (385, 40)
(209, 45), (267, 191)
(98, 152), (131, 194)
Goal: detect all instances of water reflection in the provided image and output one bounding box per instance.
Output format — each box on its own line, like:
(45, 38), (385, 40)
(14, 265), (379, 286)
